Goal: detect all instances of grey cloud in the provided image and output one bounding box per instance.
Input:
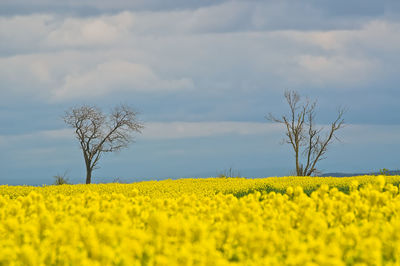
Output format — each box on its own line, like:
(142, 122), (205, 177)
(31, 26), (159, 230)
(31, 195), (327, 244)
(0, 52), (194, 102)
(2, 15), (400, 111)
(1, 4), (400, 125)
(51, 60), (194, 101)
(311, 0), (385, 17)
(2, 0), (400, 186)
(1, 1), (398, 33)
(0, 0), (226, 16)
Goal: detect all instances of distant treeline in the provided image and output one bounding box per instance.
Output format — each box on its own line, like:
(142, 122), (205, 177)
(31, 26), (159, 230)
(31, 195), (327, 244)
(322, 170), (400, 177)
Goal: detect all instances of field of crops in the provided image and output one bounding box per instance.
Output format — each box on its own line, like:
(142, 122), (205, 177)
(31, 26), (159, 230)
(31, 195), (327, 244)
(1, 176), (400, 265)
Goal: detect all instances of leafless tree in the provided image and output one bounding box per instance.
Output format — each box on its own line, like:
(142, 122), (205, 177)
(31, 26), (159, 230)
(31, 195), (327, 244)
(53, 170), (70, 185)
(63, 104), (144, 184)
(267, 90), (345, 176)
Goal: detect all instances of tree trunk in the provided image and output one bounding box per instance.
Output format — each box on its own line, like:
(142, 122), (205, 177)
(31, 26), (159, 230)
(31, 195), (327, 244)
(295, 146), (301, 176)
(86, 167), (92, 184)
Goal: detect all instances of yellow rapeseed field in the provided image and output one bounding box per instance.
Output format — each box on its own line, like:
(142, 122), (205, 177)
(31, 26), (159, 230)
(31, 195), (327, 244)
(1, 176), (400, 265)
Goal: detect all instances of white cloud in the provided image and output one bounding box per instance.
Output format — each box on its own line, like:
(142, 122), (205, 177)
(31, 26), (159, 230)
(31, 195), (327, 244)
(268, 21), (400, 87)
(356, 20), (400, 51)
(174, 1), (251, 33)
(2, 123), (400, 145)
(0, 14), (54, 51)
(0, 52), (86, 98)
(0, 122), (282, 145)
(141, 122), (283, 139)
(0, 13), (135, 51)
(41, 129), (74, 139)
(52, 60), (194, 101)
(1, 12), (400, 103)
(294, 55), (377, 87)
(46, 12), (134, 47)
(0, 53), (55, 97)
(0, 129), (74, 146)
(0, 51), (194, 101)
(140, 122), (400, 146)
(0, 0), (226, 13)
(339, 124), (400, 144)
(282, 20), (400, 53)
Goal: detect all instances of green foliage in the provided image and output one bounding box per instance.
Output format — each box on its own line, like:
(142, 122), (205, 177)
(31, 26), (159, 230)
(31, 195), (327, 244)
(379, 168), (390, 175)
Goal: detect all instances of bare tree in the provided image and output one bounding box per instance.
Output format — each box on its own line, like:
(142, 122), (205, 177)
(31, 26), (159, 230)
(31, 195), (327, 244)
(53, 170), (70, 185)
(63, 104), (144, 184)
(267, 90), (345, 176)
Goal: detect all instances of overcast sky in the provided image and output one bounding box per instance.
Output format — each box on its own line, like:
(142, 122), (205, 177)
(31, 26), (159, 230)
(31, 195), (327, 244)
(1, 0), (400, 185)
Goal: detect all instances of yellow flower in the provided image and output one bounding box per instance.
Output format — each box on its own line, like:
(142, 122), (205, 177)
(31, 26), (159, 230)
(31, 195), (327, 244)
(1, 175), (400, 264)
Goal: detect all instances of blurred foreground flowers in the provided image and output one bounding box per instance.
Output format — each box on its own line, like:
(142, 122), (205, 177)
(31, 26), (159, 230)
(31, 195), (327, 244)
(1, 175), (400, 265)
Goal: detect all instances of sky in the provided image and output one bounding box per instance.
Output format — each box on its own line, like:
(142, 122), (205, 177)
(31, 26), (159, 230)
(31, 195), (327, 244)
(1, 0), (400, 185)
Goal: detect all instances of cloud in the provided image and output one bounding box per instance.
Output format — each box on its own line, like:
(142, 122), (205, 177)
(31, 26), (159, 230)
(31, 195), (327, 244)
(0, 129), (73, 146)
(294, 55), (377, 87)
(160, 1), (253, 34)
(0, 52), (79, 99)
(1, 3), (396, 55)
(0, 52), (194, 102)
(141, 122), (283, 139)
(283, 20), (400, 52)
(137, 122), (400, 146)
(1, 10), (400, 106)
(267, 20), (400, 87)
(40, 129), (74, 139)
(339, 124), (400, 144)
(0, 122), (282, 145)
(137, 122), (400, 144)
(1, 0), (394, 31)
(0, 0), (226, 15)
(0, 12), (136, 52)
(3, 122), (400, 147)
(0, 53), (55, 98)
(46, 12), (134, 47)
(1, 1), (400, 185)
(52, 60), (194, 101)
(0, 14), (54, 54)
